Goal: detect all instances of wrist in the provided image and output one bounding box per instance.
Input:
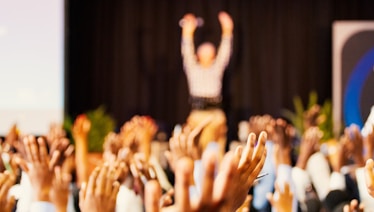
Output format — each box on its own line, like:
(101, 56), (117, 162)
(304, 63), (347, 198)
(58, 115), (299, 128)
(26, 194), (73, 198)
(296, 157), (308, 170)
(55, 204), (67, 212)
(354, 155), (365, 167)
(35, 189), (51, 201)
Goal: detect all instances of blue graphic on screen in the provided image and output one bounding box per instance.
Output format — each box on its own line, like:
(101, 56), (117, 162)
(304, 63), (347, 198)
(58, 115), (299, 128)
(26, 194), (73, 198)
(343, 47), (374, 128)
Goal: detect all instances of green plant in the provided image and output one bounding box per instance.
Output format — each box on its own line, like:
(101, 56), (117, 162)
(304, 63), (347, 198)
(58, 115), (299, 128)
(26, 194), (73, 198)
(64, 106), (116, 152)
(282, 91), (333, 142)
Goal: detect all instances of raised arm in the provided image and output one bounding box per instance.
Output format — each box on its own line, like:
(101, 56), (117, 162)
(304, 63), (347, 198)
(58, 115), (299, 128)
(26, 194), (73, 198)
(215, 11), (233, 70)
(72, 114), (91, 187)
(181, 13), (199, 70)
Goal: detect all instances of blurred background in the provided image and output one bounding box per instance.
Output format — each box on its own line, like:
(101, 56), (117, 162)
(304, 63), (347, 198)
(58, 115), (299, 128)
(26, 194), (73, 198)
(1, 0), (374, 141)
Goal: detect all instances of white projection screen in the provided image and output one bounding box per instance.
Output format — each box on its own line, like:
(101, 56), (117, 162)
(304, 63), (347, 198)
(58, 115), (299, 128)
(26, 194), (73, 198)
(0, 0), (65, 135)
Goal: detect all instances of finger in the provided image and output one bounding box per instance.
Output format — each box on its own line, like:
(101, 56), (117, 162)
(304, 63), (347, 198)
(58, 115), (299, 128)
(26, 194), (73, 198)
(14, 155), (28, 172)
(252, 131), (267, 162)
(350, 199), (358, 210)
(105, 167), (115, 196)
(239, 133), (256, 168)
(179, 134), (187, 151)
(365, 159), (374, 194)
(169, 137), (176, 152)
(49, 150), (61, 170)
(343, 204), (350, 212)
(37, 137), (49, 164)
(234, 145), (243, 161)
(246, 132), (267, 173)
(266, 193), (275, 207)
(64, 144), (75, 157)
(86, 167), (100, 197)
(95, 164), (108, 196)
(174, 157), (193, 211)
(246, 148), (267, 186)
(23, 136), (33, 162)
(54, 166), (62, 184)
(213, 152), (239, 200)
(79, 182), (87, 208)
(188, 116), (212, 143)
(200, 151), (216, 206)
(29, 136), (40, 162)
(110, 180), (120, 201)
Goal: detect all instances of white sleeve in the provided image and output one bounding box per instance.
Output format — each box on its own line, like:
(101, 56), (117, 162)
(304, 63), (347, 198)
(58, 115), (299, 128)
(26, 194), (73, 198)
(213, 36), (232, 73)
(292, 166), (311, 203)
(276, 164), (298, 212)
(355, 167), (374, 210)
(29, 201), (56, 212)
(329, 171), (345, 191)
(306, 152), (331, 200)
(181, 37), (198, 73)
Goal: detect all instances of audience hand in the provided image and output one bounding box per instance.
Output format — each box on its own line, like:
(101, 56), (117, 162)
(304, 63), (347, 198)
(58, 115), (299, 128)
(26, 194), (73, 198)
(50, 167), (71, 212)
(47, 123), (67, 143)
(364, 124), (374, 161)
(232, 131), (267, 209)
(296, 127), (321, 169)
(21, 136), (57, 201)
(165, 117), (212, 171)
(344, 124), (365, 166)
(343, 199), (364, 212)
(72, 114), (91, 142)
(0, 171), (16, 212)
(79, 164), (120, 212)
(131, 115), (158, 161)
(269, 118), (293, 166)
(365, 158), (374, 197)
(146, 133), (266, 212)
(235, 195), (251, 212)
(266, 182), (293, 212)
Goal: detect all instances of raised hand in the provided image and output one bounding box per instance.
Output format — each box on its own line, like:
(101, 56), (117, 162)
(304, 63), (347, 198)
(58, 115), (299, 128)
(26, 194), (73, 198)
(73, 114), (91, 186)
(103, 132), (123, 163)
(231, 131), (267, 210)
(218, 11), (233, 36)
(365, 158), (374, 197)
(21, 136), (56, 201)
(72, 114), (91, 142)
(79, 164), (120, 212)
(50, 167), (72, 212)
(296, 127), (321, 169)
(343, 199), (364, 212)
(146, 134), (267, 212)
(181, 13), (198, 37)
(344, 124), (365, 166)
(269, 118), (293, 166)
(129, 153), (158, 199)
(0, 171), (16, 212)
(165, 117), (212, 172)
(47, 123), (67, 143)
(132, 115), (158, 161)
(266, 182), (293, 212)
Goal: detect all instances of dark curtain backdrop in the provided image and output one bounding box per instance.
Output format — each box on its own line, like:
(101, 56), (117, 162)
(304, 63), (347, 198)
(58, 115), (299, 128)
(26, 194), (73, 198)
(65, 0), (374, 140)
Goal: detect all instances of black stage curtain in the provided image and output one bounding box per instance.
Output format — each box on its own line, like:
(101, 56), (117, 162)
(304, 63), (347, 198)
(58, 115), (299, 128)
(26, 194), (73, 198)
(66, 0), (374, 140)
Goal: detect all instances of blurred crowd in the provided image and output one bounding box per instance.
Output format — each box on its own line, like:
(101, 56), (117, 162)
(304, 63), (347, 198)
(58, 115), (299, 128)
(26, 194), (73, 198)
(0, 109), (373, 212)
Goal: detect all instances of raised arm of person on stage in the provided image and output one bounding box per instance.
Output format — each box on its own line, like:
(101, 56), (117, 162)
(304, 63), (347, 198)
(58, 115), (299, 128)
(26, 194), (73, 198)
(181, 13), (199, 70)
(214, 11), (233, 70)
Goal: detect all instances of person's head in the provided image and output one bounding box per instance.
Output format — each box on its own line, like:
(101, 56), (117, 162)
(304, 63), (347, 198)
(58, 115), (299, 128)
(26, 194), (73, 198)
(197, 42), (216, 67)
